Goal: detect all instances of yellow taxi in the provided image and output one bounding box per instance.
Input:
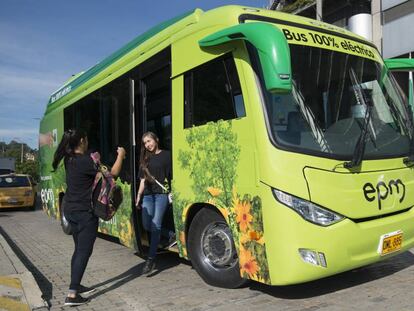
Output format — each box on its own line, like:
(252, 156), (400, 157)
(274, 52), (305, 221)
(0, 174), (37, 210)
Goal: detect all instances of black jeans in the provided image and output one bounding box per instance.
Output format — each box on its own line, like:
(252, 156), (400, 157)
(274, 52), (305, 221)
(66, 210), (99, 292)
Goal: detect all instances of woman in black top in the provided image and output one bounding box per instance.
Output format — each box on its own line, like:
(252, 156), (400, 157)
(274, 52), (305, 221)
(52, 129), (125, 306)
(136, 131), (174, 275)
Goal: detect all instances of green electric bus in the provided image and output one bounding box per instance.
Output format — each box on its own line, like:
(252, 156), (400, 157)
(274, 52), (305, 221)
(39, 5), (414, 288)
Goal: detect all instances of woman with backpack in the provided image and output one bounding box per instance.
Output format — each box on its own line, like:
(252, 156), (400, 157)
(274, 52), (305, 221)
(136, 131), (175, 275)
(52, 129), (126, 306)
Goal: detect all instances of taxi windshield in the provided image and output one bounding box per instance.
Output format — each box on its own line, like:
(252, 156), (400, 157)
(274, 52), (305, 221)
(0, 176), (30, 187)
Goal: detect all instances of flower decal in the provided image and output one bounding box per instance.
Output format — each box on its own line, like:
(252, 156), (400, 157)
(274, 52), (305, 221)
(239, 246), (259, 278)
(207, 187), (222, 197)
(235, 199), (253, 232)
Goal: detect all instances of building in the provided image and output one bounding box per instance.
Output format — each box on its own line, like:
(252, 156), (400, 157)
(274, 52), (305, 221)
(25, 153), (35, 162)
(269, 0), (414, 99)
(0, 157), (15, 174)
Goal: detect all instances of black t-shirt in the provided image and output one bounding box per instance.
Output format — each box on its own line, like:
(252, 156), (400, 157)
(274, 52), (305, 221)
(64, 153), (97, 211)
(139, 150), (171, 195)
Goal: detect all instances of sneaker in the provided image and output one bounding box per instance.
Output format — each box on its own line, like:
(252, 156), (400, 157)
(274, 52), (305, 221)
(142, 258), (155, 275)
(78, 285), (96, 295)
(168, 233), (177, 248)
(64, 294), (90, 306)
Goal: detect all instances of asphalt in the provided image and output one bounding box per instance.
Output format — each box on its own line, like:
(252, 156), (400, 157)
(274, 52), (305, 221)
(0, 228), (49, 310)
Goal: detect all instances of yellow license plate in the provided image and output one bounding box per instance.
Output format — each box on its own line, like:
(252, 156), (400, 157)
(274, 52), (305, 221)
(380, 231), (403, 256)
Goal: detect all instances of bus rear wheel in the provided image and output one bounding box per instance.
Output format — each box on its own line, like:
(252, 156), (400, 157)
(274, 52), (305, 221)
(188, 208), (248, 288)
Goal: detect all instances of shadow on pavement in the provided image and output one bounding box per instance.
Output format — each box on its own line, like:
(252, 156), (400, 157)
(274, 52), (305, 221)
(88, 252), (181, 299)
(0, 226), (53, 307)
(249, 251), (414, 299)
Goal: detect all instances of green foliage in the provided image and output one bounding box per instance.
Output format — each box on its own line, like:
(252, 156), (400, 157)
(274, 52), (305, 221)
(178, 121), (240, 207)
(16, 160), (39, 181)
(1, 140), (38, 180)
(0, 140), (37, 163)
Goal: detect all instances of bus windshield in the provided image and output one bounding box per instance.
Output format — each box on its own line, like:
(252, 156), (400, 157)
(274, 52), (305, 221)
(264, 44), (413, 160)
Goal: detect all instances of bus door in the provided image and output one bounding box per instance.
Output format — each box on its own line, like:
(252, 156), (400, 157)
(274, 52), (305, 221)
(132, 48), (173, 247)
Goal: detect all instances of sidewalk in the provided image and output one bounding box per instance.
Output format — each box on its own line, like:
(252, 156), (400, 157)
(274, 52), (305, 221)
(0, 232), (49, 311)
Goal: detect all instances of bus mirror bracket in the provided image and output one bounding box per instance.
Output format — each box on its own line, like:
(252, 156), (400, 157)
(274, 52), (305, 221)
(199, 22), (292, 93)
(384, 58), (414, 71)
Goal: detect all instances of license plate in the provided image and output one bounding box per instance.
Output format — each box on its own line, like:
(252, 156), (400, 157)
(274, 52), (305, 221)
(7, 198), (18, 204)
(378, 230), (403, 256)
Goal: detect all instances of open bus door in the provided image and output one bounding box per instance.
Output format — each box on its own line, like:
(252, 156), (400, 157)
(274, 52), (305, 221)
(131, 48), (174, 253)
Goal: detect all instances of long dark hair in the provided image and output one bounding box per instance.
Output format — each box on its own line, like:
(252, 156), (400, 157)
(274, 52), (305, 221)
(52, 129), (87, 171)
(139, 131), (159, 181)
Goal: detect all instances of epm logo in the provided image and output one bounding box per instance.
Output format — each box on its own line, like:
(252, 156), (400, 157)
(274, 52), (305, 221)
(363, 179), (405, 210)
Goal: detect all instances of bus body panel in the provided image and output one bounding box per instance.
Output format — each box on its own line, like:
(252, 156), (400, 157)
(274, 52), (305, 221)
(304, 166), (413, 219)
(260, 183), (414, 285)
(39, 109), (65, 219)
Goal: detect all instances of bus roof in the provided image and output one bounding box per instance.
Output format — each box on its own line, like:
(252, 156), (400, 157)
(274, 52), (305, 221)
(46, 5), (375, 111)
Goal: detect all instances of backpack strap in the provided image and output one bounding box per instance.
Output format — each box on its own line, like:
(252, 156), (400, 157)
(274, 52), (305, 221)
(90, 152), (101, 169)
(90, 152), (113, 177)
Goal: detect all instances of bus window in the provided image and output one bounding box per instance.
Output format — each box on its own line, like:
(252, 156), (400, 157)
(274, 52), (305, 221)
(63, 78), (131, 182)
(100, 77), (131, 182)
(143, 66), (172, 150)
(64, 91), (101, 152)
(184, 54), (245, 128)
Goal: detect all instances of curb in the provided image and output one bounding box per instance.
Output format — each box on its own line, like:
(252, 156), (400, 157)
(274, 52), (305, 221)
(0, 233), (49, 310)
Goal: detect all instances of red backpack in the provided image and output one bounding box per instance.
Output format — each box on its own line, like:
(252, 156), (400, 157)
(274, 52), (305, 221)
(90, 152), (123, 221)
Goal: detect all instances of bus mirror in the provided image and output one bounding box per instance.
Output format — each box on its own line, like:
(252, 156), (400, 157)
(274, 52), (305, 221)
(199, 22), (292, 93)
(384, 58), (414, 71)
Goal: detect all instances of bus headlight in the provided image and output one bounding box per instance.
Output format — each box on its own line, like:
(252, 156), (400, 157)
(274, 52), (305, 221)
(272, 188), (344, 226)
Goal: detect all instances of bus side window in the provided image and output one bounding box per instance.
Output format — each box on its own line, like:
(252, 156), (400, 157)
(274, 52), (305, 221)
(184, 54), (245, 128)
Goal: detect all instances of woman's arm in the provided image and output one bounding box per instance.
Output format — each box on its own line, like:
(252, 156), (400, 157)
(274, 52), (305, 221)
(135, 178), (145, 207)
(110, 147), (126, 178)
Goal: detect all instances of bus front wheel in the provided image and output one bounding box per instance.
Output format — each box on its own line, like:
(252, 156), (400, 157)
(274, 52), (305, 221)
(188, 208), (248, 288)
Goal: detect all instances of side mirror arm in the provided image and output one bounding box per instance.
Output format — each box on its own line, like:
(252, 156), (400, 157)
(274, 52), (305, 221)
(199, 22), (292, 93)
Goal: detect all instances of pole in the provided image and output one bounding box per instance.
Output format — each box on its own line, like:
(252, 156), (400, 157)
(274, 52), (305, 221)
(409, 52), (413, 113)
(21, 143), (23, 163)
(316, 0), (323, 20)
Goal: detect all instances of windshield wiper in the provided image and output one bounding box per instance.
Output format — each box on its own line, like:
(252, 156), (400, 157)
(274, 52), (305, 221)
(344, 70), (372, 169)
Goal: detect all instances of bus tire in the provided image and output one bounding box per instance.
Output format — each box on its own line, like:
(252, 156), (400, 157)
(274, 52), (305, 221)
(188, 208), (248, 288)
(60, 198), (73, 235)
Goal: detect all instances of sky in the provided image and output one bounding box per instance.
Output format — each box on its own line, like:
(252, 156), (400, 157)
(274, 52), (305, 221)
(0, 0), (269, 149)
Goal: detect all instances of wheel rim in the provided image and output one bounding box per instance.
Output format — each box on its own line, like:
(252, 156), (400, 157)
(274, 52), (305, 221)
(201, 222), (238, 269)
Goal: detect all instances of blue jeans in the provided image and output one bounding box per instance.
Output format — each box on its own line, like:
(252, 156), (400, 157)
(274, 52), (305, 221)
(142, 193), (170, 259)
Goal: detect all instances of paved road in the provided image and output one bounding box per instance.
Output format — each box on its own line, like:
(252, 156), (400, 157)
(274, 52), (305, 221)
(1, 201), (414, 311)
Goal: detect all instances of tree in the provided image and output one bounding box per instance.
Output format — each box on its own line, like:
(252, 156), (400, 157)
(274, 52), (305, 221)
(16, 160), (39, 181)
